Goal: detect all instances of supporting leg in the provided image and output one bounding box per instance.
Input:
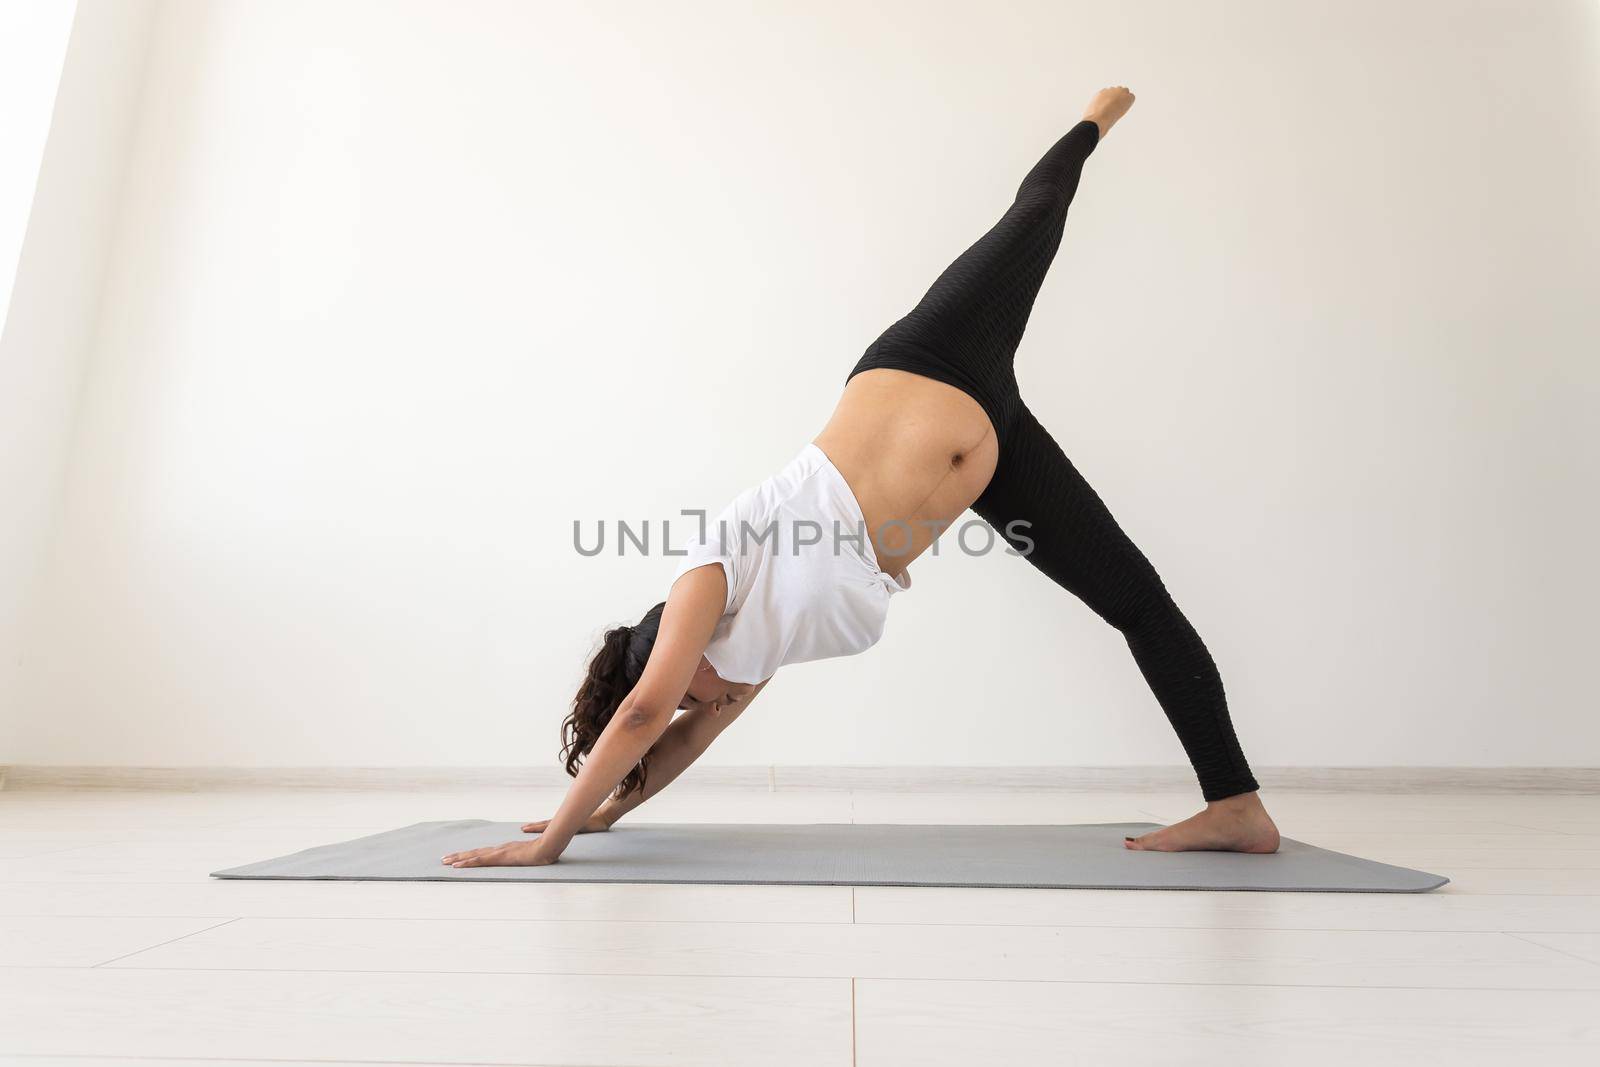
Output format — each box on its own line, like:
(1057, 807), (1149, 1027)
(972, 404), (1277, 851)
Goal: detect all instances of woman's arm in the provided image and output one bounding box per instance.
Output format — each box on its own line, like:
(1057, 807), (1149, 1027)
(441, 565), (729, 868)
(567, 677), (771, 830)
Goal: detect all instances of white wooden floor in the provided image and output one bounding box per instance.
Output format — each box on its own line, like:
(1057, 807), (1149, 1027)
(1, 784), (1598, 1065)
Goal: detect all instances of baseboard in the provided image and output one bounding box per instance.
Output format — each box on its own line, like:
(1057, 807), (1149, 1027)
(1, 764), (1596, 793)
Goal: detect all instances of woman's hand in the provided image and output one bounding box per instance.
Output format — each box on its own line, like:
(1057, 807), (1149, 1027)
(522, 812), (610, 835)
(441, 839), (560, 868)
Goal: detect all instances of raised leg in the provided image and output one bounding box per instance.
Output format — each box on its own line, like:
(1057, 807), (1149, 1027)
(851, 119), (1102, 438)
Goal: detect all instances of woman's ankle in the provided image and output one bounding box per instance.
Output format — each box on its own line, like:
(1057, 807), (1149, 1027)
(1080, 86), (1135, 141)
(1206, 790), (1265, 814)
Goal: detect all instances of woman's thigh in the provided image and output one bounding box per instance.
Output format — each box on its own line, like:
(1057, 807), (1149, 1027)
(971, 402), (1164, 624)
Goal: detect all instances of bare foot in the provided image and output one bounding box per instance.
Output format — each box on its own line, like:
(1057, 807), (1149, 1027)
(1082, 85), (1135, 140)
(1124, 791), (1281, 853)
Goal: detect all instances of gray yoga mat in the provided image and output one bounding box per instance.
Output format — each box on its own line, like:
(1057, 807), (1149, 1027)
(211, 821), (1448, 893)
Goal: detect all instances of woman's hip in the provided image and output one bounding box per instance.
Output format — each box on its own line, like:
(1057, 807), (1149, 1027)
(816, 367), (1003, 572)
(845, 342), (1022, 449)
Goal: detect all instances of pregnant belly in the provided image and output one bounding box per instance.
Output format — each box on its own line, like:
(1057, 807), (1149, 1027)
(813, 368), (1000, 577)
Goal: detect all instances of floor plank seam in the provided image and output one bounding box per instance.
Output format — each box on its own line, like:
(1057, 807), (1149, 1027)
(1501, 931), (1600, 968)
(791, 921), (1600, 935)
(89, 917), (243, 968)
(42, 915), (1600, 936)
(56, 965), (1600, 992)
(0, 914), (862, 925)
(0, 1057), (620, 1066)
(7, 913), (1600, 933)
(850, 976), (857, 1066)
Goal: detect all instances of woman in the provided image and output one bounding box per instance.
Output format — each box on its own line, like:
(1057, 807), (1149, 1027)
(443, 87), (1280, 869)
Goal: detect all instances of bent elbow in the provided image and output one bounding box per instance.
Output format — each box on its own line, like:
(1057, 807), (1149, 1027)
(616, 702), (671, 733)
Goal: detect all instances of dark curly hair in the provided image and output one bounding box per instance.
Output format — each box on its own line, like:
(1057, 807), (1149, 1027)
(560, 601), (667, 798)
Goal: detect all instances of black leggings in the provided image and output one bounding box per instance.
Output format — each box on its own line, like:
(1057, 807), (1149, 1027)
(847, 120), (1258, 801)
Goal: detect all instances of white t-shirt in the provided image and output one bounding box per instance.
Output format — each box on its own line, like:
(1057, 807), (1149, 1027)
(670, 443), (912, 684)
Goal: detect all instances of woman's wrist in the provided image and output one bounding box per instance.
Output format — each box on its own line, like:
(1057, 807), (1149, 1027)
(534, 831), (572, 859)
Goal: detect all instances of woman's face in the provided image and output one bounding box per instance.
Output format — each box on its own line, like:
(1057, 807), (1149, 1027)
(680, 658), (753, 715)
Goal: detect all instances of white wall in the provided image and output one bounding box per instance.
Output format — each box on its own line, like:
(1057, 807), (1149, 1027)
(0, 0), (76, 761)
(11, 0), (1599, 769)
(0, 0), (76, 331)
(0, 0), (156, 759)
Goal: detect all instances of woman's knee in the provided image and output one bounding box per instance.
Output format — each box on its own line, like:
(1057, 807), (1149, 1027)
(1093, 568), (1178, 637)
